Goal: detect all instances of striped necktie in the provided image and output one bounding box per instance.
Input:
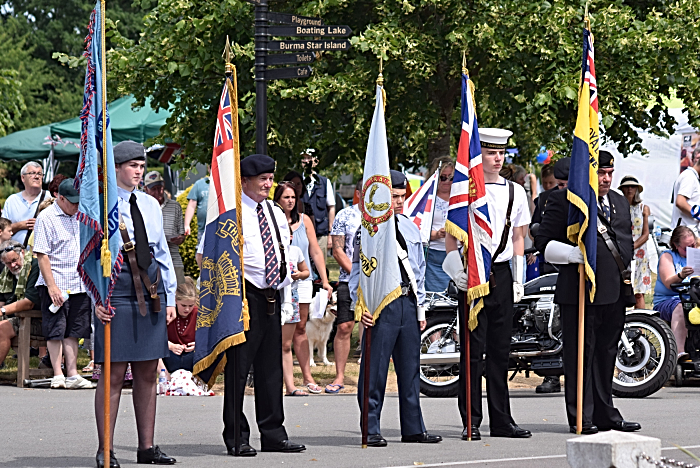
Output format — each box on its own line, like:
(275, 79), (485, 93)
(257, 203), (280, 289)
(599, 196), (610, 222)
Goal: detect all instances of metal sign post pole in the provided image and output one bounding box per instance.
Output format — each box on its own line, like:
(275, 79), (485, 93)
(254, 0), (268, 155)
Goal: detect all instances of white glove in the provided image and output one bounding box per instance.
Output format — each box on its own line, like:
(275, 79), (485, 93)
(544, 241), (584, 265)
(442, 250), (468, 291)
(512, 255), (524, 303)
(417, 305), (426, 322)
(513, 283), (524, 303)
(281, 302), (294, 325)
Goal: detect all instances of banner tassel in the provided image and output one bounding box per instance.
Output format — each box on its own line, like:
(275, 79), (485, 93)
(100, 237), (111, 277)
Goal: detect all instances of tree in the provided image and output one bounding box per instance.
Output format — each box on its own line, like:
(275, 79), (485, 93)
(1, 1), (147, 131)
(110, 0), (700, 175)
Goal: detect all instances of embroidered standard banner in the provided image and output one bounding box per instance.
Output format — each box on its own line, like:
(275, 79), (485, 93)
(193, 71), (248, 389)
(567, 27), (599, 302)
(74, 2), (121, 311)
(354, 85), (402, 322)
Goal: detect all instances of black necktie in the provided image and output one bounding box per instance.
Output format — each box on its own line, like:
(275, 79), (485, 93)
(129, 193), (151, 270)
(599, 196), (610, 222)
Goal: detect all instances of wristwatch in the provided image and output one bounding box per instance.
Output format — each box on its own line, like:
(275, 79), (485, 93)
(1, 307), (6, 317)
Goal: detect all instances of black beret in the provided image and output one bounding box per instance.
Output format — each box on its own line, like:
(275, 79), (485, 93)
(113, 140), (146, 164)
(241, 154), (276, 177)
(599, 150), (614, 169)
(390, 170), (407, 189)
(553, 157), (571, 180)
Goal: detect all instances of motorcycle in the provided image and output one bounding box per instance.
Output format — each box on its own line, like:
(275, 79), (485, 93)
(419, 263), (677, 399)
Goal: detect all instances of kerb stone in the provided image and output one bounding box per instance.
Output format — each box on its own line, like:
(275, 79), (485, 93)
(567, 431), (661, 468)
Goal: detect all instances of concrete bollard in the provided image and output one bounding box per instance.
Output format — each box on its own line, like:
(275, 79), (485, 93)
(567, 431), (661, 468)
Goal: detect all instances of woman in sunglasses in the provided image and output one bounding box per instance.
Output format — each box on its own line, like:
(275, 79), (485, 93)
(425, 156), (455, 292)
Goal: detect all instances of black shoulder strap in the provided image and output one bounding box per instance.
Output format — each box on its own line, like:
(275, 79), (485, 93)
(23, 190), (46, 248)
(394, 217), (410, 286)
(597, 212), (626, 273)
(492, 181), (515, 262)
(266, 200), (287, 283)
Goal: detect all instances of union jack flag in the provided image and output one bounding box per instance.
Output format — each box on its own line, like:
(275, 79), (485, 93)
(403, 170), (438, 245)
(215, 88), (234, 149)
(445, 73), (493, 330)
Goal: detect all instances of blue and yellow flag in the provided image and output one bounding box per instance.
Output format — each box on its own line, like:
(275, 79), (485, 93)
(193, 68), (248, 389)
(567, 26), (599, 302)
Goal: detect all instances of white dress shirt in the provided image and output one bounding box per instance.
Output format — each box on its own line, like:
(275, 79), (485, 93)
(117, 186), (177, 307)
(241, 191), (291, 290)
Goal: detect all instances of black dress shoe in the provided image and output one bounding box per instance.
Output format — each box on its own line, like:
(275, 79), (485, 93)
(261, 440), (306, 453)
(490, 423), (532, 438)
(536, 376), (561, 393)
(599, 420), (641, 432)
(96, 451), (120, 468)
(366, 434), (387, 447)
(401, 432), (442, 443)
(569, 424), (599, 435)
(136, 446), (176, 465)
(461, 426), (481, 441)
(227, 444), (257, 457)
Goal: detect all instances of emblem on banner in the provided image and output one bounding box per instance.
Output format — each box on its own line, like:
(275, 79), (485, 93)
(360, 175), (393, 237)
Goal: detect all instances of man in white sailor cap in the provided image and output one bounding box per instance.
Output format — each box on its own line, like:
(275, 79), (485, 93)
(443, 128), (533, 440)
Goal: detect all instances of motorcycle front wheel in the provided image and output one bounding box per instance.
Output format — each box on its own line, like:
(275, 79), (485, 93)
(612, 313), (677, 398)
(419, 313), (460, 397)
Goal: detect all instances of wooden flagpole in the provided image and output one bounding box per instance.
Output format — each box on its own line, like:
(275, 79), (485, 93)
(464, 291), (472, 441)
(576, 265), (585, 434)
(100, 0), (111, 461)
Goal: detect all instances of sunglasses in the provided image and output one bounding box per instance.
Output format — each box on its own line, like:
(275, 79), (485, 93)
(440, 175), (454, 182)
(1, 246), (20, 253)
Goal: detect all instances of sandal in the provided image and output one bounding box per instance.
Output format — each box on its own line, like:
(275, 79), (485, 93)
(286, 389), (309, 396)
(82, 361), (94, 373)
(305, 383), (322, 394)
(325, 384), (344, 394)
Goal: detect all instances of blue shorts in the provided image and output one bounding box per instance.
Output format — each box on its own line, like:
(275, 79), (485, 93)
(654, 297), (680, 322)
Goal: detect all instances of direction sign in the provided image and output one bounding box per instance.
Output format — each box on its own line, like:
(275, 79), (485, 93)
(266, 52), (316, 66)
(262, 66), (313, 81)
(268, 40), (351, 52)
(267, 11), (324, 27)
(268, 25), (352, 37)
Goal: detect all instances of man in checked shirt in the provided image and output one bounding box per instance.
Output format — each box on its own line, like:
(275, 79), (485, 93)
(33, 178), (94, 389)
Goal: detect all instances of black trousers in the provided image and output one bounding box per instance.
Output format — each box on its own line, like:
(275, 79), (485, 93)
(223, 282), (288, 449)
(561, 298), (625, 427)
(458, 262), (516, 430)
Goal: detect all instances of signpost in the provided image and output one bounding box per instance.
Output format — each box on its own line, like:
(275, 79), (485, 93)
(251, 0), (352, 154)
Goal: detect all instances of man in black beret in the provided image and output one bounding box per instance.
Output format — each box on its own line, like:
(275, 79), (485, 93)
(223, 153), (305, 457)
(535, 150), (641, 434)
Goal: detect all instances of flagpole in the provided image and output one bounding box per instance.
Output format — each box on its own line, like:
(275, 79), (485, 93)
(423, 161), (442, 265)
(463, 257), (471, 441)
(361, 58), (387, 449)
(99, 0), (111, 461)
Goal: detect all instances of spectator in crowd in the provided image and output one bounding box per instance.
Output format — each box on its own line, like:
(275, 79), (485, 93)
(653, 225), (695, 359)
(163, 277), (198, 373)
(33, 179), (93, 389)
(283, 171), (312, 219)
(0, 218), (12, 242)
(540, 163), (556, 191)
(619, 176), (651, 309)
(48, 174), (69, 198)
(327, 179), (363, 394)
(0, 241), (41, 367)
(280, 231), (311, 396)
(424, 156), (455, 292)
(273, 182), (333, 394)
(184, 166), (210, 241)
(145, 171), (186, 285)
(672, 152), (700, 235)
(300, 150), (335, 256)
(2, 161), (48, 246)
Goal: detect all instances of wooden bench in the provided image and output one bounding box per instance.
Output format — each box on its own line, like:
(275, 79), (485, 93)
(9, 310), (51, 387)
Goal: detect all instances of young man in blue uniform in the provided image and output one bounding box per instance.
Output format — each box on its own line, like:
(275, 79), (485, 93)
(350, 170), (442, 447)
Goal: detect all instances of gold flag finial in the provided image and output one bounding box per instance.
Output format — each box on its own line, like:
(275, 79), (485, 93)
(584, 1), (592, 33)
(462, 50), (468, 76)
(223, 35), (233, 74)
(377, 50), (384, 87)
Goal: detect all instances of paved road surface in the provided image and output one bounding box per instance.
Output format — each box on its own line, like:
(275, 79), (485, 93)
(2, 385), (699, 467)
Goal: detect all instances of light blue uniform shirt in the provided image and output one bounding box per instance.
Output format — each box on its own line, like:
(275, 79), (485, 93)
(2, 190), (45, 243)
(117, 186), (177, 307)
(350, 214), (426, 308)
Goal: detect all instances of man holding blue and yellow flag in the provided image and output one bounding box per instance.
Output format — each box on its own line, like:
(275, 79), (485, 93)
(535, 23), (640, 435)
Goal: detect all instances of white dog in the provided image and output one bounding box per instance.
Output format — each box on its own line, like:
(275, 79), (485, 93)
(307, 291), (337, 367)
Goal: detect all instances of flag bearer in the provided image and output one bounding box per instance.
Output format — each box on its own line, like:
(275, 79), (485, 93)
(94, 140), (177, 467)
(535, 151), (641, 434)
(443, 128), (532, 441)
(350, 170), (442, 447)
